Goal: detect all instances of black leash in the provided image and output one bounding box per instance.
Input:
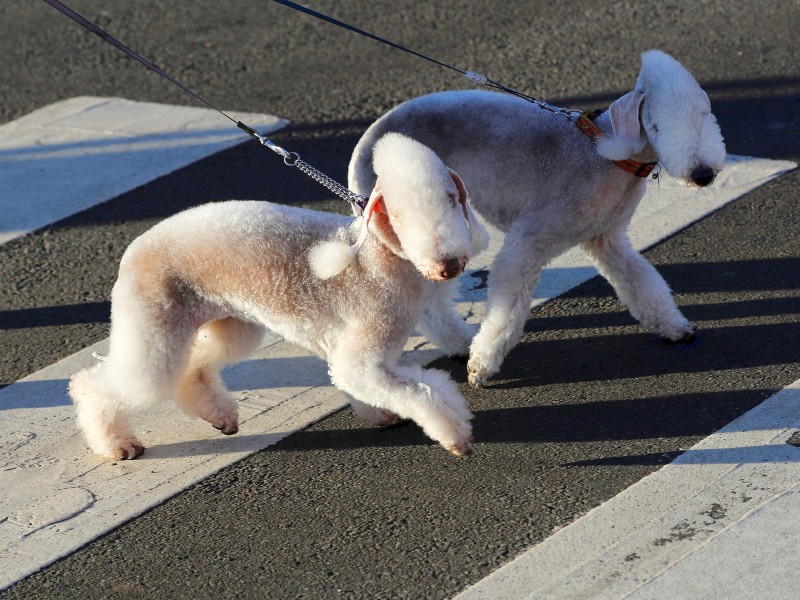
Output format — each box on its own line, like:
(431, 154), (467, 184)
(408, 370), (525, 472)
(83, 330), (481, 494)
(270, 0), (578, 119)
(273, 0), (659, 179)
(41, 0), (369, 211)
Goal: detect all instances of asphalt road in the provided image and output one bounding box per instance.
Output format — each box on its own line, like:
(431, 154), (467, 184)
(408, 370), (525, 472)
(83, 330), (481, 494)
(1, 0), (799, 598)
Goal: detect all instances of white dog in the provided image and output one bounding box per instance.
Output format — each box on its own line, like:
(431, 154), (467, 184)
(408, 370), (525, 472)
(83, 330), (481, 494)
(349, 50), (726, 386)
(69, 133), (488, 459)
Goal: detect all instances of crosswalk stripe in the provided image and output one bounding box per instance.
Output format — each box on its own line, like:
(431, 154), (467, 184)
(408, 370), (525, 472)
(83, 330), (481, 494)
(0, 96), (286, 245)
(0, 99), (795, 590)
(455, 380), (800, 599)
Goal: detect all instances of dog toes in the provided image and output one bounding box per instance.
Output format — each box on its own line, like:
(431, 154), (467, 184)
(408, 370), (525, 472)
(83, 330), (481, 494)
(213, 420), (239, 435)
(444, 436), (474, 457)
(467, 356), (494, 388)
(663, 325), (697, 344)
(467, 370), (487, 388)
(378, 414), (408, 429)
(111, 439), (145, 460)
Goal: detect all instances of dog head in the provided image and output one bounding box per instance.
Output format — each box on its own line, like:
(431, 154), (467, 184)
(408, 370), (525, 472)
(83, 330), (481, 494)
(368, 133), (488, 281)
(596, 50), (726, 187)
(309, 133), (487, 281)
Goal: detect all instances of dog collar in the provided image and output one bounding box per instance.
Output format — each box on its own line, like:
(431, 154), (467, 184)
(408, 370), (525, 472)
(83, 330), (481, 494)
(575, 111), (658, 178)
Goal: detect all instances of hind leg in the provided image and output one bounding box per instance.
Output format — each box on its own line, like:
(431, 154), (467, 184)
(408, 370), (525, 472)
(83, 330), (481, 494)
(70, 366), (146, 460)
(70, 283), (199, 459)
(175, 317), (264, 435)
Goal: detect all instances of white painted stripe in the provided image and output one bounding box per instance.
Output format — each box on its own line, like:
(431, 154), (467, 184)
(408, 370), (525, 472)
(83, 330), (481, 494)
(454, 381), (800, 600)
(0, 96), (287, 245)
(0, 119), (795, 590)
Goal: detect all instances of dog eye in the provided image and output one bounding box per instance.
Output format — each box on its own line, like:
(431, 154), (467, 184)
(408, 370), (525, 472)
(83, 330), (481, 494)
(448, 194), (457, 208)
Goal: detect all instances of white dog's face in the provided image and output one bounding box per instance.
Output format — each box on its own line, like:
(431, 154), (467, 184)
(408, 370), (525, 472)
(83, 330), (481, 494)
(379, 170), (473, 281)
(371, 134), (487, 281)
(636, 50), (726, 187)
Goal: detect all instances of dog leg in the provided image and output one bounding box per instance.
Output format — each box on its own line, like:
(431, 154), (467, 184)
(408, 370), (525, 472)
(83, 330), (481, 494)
(416, 279), (476, 357)
(70, 366), (145, 460)
(467, 223), (566, 387)
(330, 341), (473, 456)
(69, 259), (216, 459)
(584, 228), (695, 341)
(70, 308), (197, 459)
(175, 317), (264, 435)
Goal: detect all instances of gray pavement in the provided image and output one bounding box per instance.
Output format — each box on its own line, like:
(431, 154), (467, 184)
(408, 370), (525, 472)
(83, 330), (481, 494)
(1, 1), (799, 598)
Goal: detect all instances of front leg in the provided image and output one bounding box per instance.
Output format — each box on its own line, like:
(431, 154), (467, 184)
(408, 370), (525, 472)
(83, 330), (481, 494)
(468, 221), (568, 387)
(329, 338), (473, 456)
(583, 227), (694, 341)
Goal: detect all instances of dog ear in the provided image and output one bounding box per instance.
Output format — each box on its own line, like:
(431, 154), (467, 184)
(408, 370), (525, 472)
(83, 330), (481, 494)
(369, 194), (405, 257)
(596, 90), (647, 160)
(449, 169), (489, 255)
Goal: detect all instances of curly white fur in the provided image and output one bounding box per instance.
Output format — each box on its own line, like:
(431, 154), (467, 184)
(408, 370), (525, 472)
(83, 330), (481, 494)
(70, 134), (485, 460)
(349, 50), (726, 387)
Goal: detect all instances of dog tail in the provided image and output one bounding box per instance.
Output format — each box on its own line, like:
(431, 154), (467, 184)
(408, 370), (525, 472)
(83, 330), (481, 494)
(308, 188), (383, 279)
(308, 239), (359, 279)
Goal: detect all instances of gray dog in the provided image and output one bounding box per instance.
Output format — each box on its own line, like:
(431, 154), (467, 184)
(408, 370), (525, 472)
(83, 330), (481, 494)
(349, 50), (726, 386)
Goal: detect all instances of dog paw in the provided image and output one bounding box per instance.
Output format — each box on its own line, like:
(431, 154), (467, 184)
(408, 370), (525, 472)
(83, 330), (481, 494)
(108, 438), (145, 460)
(376, 412), (406, 428)
(467, 358), (490, 388)
(366, 408), (406, 428)
(210, 415), (239, 435)
(662, 324), (697, 344)
(443, 435), (474, 457)
(349, 401), (406, 428)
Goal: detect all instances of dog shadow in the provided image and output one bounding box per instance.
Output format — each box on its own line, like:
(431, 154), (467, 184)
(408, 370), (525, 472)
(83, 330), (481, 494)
(175, 385), (782, 468)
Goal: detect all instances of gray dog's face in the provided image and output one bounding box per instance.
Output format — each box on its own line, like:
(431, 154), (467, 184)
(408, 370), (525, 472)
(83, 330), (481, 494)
(641, 88), (726, 187)
(636, 50), (726, 187)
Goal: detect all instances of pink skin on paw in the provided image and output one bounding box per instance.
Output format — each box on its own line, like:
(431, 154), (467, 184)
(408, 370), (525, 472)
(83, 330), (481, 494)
(111, 439), (145, 460)
(444, 435), (474, 457)
(212, 418), (239, 435)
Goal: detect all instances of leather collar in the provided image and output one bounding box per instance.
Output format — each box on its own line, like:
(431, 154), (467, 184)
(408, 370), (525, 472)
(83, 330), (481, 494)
(575, 111), (658, 178)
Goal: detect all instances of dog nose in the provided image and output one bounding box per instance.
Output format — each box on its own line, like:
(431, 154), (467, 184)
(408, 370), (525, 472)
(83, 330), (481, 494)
(439, 257), (463, 279)
(691, 166), (716, 187)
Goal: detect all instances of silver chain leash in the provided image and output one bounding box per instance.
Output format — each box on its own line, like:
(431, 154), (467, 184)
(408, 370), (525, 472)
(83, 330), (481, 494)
(238, 122), (369, 212)
(285, 152), (369, 212)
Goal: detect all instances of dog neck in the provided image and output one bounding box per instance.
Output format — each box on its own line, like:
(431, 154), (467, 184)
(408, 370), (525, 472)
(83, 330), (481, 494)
(575, 110), (658, 178)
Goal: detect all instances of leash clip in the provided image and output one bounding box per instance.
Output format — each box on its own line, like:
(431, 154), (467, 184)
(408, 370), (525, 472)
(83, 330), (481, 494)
(238, 120), (292, 159)
(465, 70), (488, 85)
